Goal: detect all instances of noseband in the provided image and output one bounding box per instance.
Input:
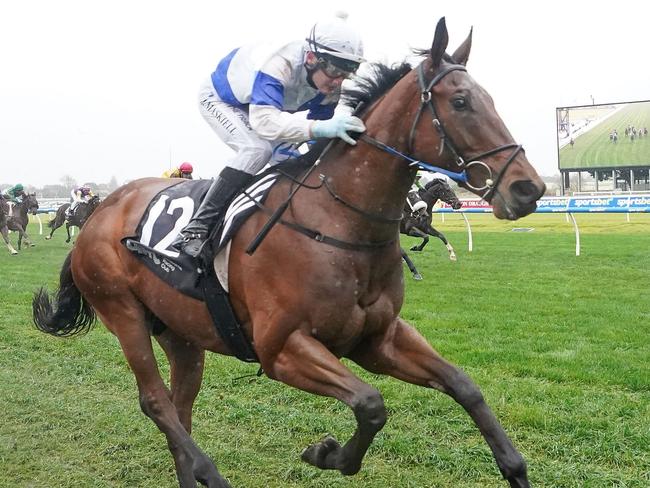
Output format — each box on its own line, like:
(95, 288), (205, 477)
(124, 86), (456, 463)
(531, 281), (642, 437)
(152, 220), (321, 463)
(361, 62), (523, 201)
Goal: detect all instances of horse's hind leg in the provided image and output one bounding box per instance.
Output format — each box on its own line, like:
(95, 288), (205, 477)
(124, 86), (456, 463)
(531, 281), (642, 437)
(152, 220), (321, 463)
(351, 317), (529, 488)
(94, 301), (228, 488)
(408, 228), (429, 252)
(154, 328), (205, 433)
(263, 331), (387, 476)
(400, 247), (422, 280)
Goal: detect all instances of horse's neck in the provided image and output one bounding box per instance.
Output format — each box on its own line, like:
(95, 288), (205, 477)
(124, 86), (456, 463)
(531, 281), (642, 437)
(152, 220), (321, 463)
(14, 203), (26, 217)
(324, 82), (418, 219)
(419, 187), (438, 207)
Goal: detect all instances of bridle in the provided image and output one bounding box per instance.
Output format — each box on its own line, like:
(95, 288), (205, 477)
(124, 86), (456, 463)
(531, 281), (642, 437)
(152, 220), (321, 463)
(361, 61), (524, 201)
(245, 60), (524, 253)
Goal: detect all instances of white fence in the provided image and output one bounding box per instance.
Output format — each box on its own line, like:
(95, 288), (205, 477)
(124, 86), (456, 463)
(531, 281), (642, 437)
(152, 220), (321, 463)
(434, 195), (650, 256)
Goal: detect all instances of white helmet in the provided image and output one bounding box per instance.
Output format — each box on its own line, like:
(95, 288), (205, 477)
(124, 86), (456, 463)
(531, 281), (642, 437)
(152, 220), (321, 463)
(307, 12), (365, 73)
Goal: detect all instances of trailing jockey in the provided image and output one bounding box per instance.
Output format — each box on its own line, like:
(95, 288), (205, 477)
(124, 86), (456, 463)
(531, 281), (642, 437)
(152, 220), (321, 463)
(162, 162), (194, 179)
(67, 185), (94, 219)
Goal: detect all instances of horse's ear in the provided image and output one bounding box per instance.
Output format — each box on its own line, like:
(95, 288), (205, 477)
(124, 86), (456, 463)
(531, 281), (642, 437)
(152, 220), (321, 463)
(452, 27), (473, 66)
(430, 17), (449, 69)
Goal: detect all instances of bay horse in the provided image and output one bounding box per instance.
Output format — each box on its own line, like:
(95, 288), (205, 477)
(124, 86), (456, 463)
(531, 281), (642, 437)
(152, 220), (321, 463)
(401, 178), (463, 260)
(45, 195), (101, 242)
(0, 198), (18, 255)
(33, 18), (545, 488)
(5, 193), (39, 250)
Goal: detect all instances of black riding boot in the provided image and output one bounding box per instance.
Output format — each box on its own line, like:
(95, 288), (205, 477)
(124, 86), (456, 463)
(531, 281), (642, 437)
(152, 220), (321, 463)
(173, 167), (252, 258)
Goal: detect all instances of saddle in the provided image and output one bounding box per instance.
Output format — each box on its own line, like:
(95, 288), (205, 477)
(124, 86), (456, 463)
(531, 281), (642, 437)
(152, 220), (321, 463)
(406, 190), (427, 217)
(122, 171), (288, 362)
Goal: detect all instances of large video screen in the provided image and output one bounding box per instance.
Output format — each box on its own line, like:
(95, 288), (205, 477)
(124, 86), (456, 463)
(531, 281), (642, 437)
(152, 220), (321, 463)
(557, 100), (650, 170)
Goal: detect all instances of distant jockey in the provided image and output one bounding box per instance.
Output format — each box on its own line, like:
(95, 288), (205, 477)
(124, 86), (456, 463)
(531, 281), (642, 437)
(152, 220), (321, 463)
(2, 183), (26, 203)
(68, 185), (94, 218)
(172, 12), (367, 258)
(162, 162), (194, 179)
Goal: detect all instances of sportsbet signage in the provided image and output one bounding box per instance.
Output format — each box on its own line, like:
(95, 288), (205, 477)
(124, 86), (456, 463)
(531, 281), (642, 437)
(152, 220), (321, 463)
(438, 195), (650, 213)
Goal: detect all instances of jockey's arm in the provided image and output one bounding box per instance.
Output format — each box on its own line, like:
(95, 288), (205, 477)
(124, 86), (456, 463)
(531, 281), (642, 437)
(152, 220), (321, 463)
(248, 55), (336, 143)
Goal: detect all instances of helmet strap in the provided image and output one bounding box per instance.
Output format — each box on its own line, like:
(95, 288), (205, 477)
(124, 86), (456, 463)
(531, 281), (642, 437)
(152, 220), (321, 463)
(304, 53), (319, 89)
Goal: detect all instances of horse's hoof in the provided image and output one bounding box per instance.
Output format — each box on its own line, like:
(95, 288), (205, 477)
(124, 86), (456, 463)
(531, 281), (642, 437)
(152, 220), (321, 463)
(45, 236), (51, 240)
(413, 273), (423, 280)
(301, 435), (341, 471)
(409, 246), (420, 252)
(30, 244), (36, 247)
(11, 251), (18, 255)
(507, 475), (530, 488)
(449, 254), (457, 262)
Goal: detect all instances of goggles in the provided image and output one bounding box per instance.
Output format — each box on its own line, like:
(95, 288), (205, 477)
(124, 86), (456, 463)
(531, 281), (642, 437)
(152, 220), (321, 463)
(315, 54), (359, 79)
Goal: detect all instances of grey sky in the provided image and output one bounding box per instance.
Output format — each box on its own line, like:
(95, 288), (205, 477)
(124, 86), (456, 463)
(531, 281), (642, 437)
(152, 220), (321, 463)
(2, 1), (648, 187)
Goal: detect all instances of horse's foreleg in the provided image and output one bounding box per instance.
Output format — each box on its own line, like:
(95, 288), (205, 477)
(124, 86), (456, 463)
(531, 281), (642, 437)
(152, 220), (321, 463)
(155, 328), (205, 433)
(94, 302), (228, 488)
(264, 331), (387, 476)
(407, 228), (429, 252)
(424, 224), (456, 261)
(351, 318), (529, 488)
(1, 227), (17, 255)
(23, 229), (35, 247)
(65, 223), (72, 243)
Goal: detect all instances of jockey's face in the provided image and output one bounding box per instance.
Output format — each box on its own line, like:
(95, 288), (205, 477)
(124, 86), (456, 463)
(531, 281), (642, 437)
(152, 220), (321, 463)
(306, 52), (346, 95)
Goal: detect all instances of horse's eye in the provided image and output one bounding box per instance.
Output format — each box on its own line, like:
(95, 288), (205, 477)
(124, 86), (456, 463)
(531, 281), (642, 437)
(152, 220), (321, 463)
(452, 97), (467, 110)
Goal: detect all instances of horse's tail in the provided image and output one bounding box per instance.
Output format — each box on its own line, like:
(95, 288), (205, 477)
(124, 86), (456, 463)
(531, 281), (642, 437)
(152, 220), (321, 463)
(48, 206), (65, 228)
(33, 251), (96, 337)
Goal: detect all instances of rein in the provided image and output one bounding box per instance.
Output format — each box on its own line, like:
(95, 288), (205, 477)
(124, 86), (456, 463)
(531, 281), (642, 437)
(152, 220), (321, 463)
(242, 187), (397, 252)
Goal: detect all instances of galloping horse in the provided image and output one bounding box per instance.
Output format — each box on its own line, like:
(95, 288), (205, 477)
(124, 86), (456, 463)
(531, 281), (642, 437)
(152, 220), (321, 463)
(401, 178), (463, 260)
(45, 195), (101, 242)
(33, 19), (545, 488)
(0, 198), (18, 255)
(5, 193), (39, 250)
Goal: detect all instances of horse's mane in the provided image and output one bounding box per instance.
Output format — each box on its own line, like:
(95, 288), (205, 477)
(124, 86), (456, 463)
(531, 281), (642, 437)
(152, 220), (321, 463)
(342, 62), (412, 115)
(271, 60), (427, 175)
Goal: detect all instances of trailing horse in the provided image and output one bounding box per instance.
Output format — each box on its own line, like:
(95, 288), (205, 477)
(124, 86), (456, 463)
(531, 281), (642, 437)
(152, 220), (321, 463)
(33, 19), (544, 488)
(4, 193), (39, 251)
(0, 198), (18, 255)
(401, 178), (463, 259)
(45, 195), (101, 242)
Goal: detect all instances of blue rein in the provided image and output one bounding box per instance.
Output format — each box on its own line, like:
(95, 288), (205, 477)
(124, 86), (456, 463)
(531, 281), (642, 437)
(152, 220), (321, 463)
(358, 134), (468, 183)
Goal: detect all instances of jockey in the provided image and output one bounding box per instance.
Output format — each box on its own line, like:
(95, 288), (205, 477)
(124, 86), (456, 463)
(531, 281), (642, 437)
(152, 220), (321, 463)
(407, 185), (427, 218)
(162, 162), (194, 179)
(2, 183), (26, 203)
(68, 185), (94, 217)
(172, 12), (367, 257)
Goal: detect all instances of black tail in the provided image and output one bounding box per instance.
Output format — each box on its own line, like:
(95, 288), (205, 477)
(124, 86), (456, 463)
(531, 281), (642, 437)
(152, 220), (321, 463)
(48, 207), (66, 229)
(33, 251), (96, 336)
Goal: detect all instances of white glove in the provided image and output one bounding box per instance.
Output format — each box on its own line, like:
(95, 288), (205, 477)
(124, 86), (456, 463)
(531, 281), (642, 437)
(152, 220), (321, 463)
(311, 113), (366, 145)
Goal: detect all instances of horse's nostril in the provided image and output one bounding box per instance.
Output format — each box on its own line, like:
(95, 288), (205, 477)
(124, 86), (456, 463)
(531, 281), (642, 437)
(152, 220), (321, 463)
(510, 180), (545, 205)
